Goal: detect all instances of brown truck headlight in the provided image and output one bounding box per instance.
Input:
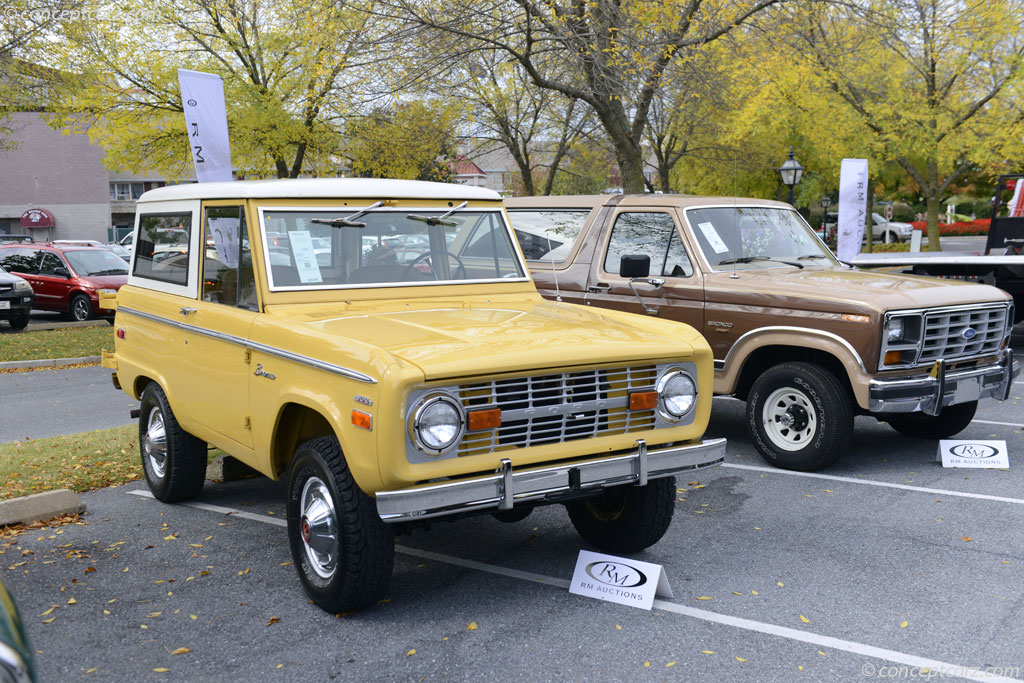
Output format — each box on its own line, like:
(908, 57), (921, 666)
(657, 370), (696, 421)
(411, 394), (464, 454)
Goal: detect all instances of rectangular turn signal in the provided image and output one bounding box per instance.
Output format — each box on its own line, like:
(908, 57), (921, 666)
(468, 408), (502, 431)
(351, 410), (372, 431)
(629, 391), (658, 411)
(884, 351), (902, 366)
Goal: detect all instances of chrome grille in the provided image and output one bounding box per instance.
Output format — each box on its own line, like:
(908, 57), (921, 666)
(919, 305), (1008, 363)
(455, 365), (658, 457)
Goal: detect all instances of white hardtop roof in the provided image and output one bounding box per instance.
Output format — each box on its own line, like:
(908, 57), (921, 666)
(137, 178), (502, 203)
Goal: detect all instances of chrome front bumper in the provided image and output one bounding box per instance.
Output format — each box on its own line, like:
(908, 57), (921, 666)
(376, 437), (727, 523)
(868, 350), (1018, 415)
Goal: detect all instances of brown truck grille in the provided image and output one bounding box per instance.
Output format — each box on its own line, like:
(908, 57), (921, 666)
(455, 365), (658, 457)
(918, 305), (1008, 363)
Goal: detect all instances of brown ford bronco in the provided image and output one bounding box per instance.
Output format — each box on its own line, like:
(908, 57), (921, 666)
(506, 195), (1018, 472)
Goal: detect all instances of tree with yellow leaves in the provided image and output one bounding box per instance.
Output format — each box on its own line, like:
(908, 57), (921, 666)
(374, 0), (786, 194)
(45, 0), (382, 179)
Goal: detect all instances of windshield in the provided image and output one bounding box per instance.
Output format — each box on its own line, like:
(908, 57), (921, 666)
(686, 206), (837, 270)
(64, 249), (129, 276)
(261, 208), (526, 289)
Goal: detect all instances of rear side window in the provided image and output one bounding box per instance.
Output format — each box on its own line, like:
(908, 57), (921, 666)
(0, 247), (40, 273)
(506, 210), (589, 262)
(133, 213), (192, 285)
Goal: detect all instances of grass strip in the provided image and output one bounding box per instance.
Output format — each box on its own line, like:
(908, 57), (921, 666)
(0, 326), (114, 363)
(0, 425), (141, 501)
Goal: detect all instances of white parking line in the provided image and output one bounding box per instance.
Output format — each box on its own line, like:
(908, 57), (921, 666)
(974, 419), (1024, 428)
(125, 489), (1021, 682)
(720, 463), (1024, 505)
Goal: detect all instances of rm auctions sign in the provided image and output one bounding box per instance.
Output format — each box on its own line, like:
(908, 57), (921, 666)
(938, 440), (1009, 468)
(569, 550), (673, 610)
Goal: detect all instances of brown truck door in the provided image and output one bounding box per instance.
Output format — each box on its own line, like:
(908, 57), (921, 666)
(588, 210), (704, 330)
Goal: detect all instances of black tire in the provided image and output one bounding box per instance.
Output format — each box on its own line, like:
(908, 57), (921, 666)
(492, 507), (533, 524)
(7, 314), (29, 331)
(139, 383), (207, 502)
(565, 477), (675, 554)
(286, 436), (394, 613)
(886, 401), (977, 439)
(747, 362), (852, 472)
(69, 293), (94, 321)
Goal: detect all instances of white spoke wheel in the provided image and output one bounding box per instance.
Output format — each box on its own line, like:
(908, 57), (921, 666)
(138, 383), (207, 502)
(762, 387), (817, 452)
(286, 436), (394, 613)
(747, 362), (852, 472)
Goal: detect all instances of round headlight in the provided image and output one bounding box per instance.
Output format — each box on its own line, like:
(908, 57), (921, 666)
(413, 396), (463, 453)
(658, 370), (696, 420)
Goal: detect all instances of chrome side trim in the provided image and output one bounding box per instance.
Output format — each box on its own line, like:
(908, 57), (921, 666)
(118, 306), (377, 384)
(376, 437), (727, 522)
(719, 326), (869, 375)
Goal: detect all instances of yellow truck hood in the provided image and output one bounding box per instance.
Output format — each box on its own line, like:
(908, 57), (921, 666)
(267, 295), (702, 380)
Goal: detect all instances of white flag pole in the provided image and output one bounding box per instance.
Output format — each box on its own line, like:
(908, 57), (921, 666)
(836, 159), (869, 262)
(177, 69), (234, 183)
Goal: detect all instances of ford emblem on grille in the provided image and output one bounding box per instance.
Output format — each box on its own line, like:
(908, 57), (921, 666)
(960, 327), (977, 340)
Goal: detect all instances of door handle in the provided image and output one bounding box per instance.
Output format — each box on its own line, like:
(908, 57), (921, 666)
(587, 283), (610, 293)
(179, 307), (197, 316)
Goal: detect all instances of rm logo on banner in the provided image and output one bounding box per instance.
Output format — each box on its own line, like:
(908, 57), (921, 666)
(177, 69), (234, 183)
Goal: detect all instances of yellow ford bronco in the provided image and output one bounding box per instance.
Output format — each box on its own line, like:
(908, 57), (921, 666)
(102, 179), (725, 612)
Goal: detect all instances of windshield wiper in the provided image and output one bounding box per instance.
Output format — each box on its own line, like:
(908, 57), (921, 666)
(90, 268), (128, 275)
(310, 201), (387, 228)
(407, 201), (468, 227)
(718, 256), (803, 269)
(796, 253), (828, 260)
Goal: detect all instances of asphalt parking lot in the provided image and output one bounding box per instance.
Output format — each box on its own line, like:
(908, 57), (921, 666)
(3, 363), (1023, 682)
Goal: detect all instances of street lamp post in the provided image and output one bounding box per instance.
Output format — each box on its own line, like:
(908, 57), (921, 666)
(820, 195), (832, 242)
(777, 147), (804, 206)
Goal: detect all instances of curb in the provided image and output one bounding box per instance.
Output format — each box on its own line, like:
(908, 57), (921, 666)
(0, 489), (86, 527)
(0, 356), (102, 370)
(25, 319), (109, 332)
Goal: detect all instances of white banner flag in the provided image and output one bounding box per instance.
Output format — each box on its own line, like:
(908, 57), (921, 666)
(178, 69), (233, 183)
(836, 158), (869, 262)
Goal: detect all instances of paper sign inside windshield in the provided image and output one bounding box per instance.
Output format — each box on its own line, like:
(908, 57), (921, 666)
(288, 231), (323, 284)
(698, 222), (729, 254)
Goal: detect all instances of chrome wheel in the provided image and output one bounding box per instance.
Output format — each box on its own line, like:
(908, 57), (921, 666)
(71, 296), (91, 321)
(299, 476), (339, 579)
(143, 406), (168, 479)
(762, 386), (817, 452)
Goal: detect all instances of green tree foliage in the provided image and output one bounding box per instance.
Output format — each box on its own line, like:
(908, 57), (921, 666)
(45, 0), (380, 179)
(763, 0), (1024, 249)
(376, 0), (784, 194)
(344, 101), (458, 181)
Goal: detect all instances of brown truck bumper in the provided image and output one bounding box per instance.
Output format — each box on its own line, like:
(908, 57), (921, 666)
(375, 437), (727, 523)
(868, 350), (1018, 416)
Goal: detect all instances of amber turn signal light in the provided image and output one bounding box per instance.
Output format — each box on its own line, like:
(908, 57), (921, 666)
(468, 408), (501, 431)
(629, 391), (658, 411)
(884, 351), (902, 365)
(351, 410), (372, 431)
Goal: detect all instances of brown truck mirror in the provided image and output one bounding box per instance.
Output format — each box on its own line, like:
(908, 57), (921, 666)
(620, 254), (650, 278)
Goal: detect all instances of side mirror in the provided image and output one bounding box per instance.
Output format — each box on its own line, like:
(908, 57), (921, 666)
(54, 267), (71, 278)
(620, 254), (650, 278)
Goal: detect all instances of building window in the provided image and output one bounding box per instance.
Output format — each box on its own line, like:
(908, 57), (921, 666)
(109, 182), (146, 200)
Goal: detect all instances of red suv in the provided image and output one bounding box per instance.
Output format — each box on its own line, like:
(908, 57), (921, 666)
(0, 243), (129, 321)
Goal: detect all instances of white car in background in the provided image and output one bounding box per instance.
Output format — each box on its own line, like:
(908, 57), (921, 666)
(824, 212), (915, 243)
